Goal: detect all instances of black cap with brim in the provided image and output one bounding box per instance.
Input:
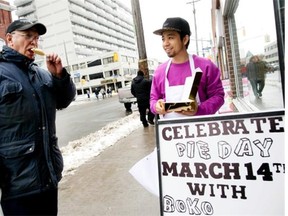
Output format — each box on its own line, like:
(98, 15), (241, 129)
(153, 27), (182, 35)
(153, 17), (191, 36)
(6, 19), (47, 35)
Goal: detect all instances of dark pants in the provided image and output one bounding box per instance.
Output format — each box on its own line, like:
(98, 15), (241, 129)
(250, 79), (258, 97)
(256, 79), (265, 94)
(138, 101), (155, 126)
(250, 79), (265, 97)
(124, 103), (132, 113)
(1, 189), (58, 216)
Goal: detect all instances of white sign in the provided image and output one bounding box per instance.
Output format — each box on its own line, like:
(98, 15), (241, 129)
(156, 110), (285, 216)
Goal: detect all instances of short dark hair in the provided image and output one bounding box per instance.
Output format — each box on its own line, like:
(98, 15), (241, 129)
(137, 70), (144, 76)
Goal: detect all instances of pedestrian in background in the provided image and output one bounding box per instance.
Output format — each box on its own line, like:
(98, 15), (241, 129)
(95, 87), (99, 99)
(246, 55), (259, 98)
(246, 55), (268, 98)
(107, 87), (112, 97)
(131, 70), (155, 127)
(87, 89), (90, 98)
(150, 17), (224, 118)
(101, 88), (106, 99)
(0, 19), (76, 215)
(255, 55), (268, 97)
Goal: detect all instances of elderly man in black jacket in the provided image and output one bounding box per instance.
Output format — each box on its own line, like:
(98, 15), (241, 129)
(131, 70), (155, 127)
(0, 19), (76, 215)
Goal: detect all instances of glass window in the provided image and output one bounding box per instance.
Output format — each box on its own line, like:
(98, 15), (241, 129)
(233, 0), (284, 111)
(89, 72), (104, 80)
(74, 77), (80, 83)
(79, 62), (86, 69)
(72, 64), (79, 71)
(103, 56), (113, 64)
(104, 70), (113, 77)
(127, 56), (135, 63)
(123, 68), (130, 75)
(88, 59), (102, 67)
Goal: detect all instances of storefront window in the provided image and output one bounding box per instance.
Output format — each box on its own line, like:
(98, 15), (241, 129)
(233, 0), (284, 111)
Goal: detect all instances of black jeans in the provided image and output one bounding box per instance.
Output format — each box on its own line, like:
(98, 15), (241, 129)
(256, 79), (265, 94)
(250, 79), (265, 97)
(137, 101), (155, 125)
(1, 188), (58, 216)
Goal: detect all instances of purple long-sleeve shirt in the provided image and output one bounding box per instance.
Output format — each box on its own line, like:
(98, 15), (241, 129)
(150, 55), (225, 116)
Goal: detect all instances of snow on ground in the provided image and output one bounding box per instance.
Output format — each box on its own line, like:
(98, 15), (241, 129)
(61, 110), (141, 177)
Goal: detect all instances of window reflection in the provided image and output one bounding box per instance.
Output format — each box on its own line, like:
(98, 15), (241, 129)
(234, 0), (284, 111)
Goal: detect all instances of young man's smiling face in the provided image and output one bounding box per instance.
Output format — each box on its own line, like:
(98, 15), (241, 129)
(161, 30), (189, 58)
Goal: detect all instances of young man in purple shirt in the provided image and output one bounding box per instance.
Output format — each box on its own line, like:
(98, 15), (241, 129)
(150, 17), (224, 118)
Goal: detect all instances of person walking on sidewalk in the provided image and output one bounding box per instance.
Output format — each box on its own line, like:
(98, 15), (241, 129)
(131, 70), (155, 127)
(0, 19), (76, 215)
(150, 17), (224, 118)
(246, 55), (259, 98)
(86, 89), (90, 98)
(246, 55), (268, 98)
(95, 87), (100, 99)
(256, 55), (269, 97)
(101, 88), (106, 99)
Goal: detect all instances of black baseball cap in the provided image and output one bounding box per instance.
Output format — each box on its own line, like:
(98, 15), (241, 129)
(153, 17), (191, 36)
(6, 19), (46, 35)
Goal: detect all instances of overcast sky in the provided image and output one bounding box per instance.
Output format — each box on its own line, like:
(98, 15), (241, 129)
(120, 0), (213, 61)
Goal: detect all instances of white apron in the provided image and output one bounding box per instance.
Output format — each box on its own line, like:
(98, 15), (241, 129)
(164, 54), (199, 119)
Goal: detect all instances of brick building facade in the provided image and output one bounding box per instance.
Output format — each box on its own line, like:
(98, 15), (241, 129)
(0, 0), (13, 43)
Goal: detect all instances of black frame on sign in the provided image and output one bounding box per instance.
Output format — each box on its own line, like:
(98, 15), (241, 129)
(155, 110), (284, 216)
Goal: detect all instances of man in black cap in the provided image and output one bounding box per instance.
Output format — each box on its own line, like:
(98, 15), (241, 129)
(0, 19), (76, 215)
(132, 17), (224, 200)
(150, 17), (224, 118)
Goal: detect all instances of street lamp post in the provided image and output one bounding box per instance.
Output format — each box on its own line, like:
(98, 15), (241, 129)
(187, 0), (200, 56)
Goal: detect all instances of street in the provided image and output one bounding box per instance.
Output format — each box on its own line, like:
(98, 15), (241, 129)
(56, 95), (137, 147)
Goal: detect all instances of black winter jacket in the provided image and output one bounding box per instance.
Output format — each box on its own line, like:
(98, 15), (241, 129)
(131, 75), (152, 103)
(0, 46), (76, 200)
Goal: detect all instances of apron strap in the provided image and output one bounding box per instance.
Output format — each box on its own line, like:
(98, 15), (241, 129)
(164, 55), (200, 104)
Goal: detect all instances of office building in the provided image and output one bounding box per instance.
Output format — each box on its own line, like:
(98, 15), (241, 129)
(264, 40), (279, 65)
(71, 50), (159, 96)
(14, 0), (138, 67)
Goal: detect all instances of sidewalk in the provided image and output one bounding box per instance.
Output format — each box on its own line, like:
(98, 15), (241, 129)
(58, 125), (160, 216)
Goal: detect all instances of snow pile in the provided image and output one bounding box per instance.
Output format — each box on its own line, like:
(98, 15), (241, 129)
(61, 112), (141, 176)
